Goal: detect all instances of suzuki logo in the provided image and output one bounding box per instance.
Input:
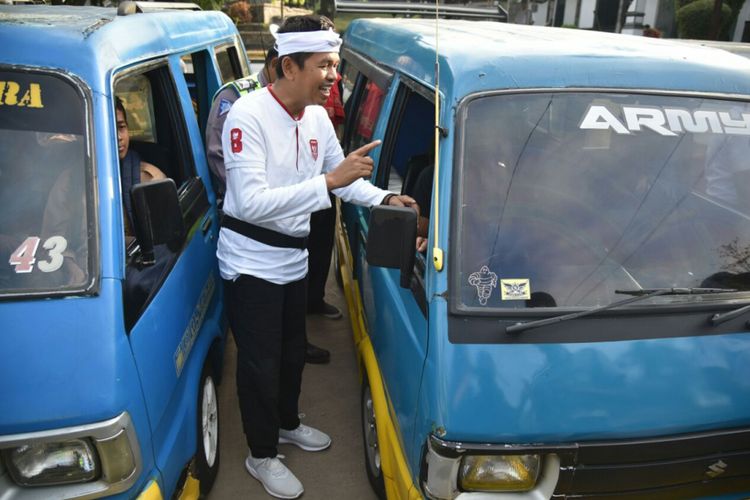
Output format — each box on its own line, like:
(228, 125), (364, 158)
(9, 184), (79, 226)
(705, 460), (728, 478)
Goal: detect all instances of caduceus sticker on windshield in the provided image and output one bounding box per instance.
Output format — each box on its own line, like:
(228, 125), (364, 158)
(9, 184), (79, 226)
(468, 266), (498, 306)
(500, 279), (531, 301)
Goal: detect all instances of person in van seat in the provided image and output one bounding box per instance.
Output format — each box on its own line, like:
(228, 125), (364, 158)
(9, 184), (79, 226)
(205, 44), (335, 365)
(38, 132), (88, 287)
(217, 14), (418, 499)
(116, 97), (171, 328)
(116, 97), (165, 240)
(411, 163), (433, 253)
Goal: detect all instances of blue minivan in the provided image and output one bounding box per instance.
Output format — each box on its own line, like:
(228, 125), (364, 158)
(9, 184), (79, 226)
(336, 18), (750, 499)
(0, 4), (250, 498)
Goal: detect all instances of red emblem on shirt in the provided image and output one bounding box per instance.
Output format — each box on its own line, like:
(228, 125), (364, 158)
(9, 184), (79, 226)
(230, 128), (243, 153)
(309, 139), (318, 161)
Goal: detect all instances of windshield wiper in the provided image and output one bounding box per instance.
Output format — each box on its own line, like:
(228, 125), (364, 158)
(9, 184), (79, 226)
(505, 288), (735, 335)
(615, 287), (735, 296)
(709, 292), (750, 326)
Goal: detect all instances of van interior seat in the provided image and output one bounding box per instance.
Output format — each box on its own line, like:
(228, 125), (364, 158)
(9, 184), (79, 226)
(402, 153), (431, 197)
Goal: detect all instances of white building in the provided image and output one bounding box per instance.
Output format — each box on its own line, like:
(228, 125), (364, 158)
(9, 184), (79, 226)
(519, 0), (750, 42)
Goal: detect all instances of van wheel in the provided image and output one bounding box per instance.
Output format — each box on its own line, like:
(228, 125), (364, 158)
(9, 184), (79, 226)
(196, 360), (220, 495)
(362, 374), (386, 499)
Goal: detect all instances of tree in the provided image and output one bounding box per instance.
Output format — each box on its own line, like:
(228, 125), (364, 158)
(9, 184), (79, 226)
(676, 0), (733, 39)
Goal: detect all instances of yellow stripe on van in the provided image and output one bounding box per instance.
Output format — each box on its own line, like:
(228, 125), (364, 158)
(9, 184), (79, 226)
(136, 479), (163, 500)
(177, 475), (200, 500)
(335, 207), (422, 500)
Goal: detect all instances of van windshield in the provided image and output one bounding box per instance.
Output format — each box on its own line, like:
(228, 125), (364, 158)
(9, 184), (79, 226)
(456, 92), (750, 310)
(0, 70), (92, 296)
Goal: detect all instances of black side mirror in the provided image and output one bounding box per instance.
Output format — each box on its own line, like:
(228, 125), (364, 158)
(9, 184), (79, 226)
(131, 179), (184, 265)
(366, 205), (417, 288)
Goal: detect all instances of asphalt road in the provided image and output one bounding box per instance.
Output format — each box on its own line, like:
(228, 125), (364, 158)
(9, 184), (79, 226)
(207, 270), (380, 500)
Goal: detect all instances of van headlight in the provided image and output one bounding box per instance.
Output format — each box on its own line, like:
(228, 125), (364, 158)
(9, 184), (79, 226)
(459, 454), (541, 492)
(0, 412), (140, 496)
(423, 435), (559, 500)
(4, 439), (99, 486)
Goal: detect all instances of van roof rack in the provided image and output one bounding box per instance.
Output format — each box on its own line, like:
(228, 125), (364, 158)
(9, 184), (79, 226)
(118, 1), (201, 15)
(334, 0), (507, 21)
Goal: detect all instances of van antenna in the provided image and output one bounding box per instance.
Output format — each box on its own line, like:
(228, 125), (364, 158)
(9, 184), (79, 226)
(432, 0), (444, 272)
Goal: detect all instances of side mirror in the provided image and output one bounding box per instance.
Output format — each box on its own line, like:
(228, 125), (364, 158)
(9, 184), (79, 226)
(131, 179), (184, 265)
(366, 205), (417, 288)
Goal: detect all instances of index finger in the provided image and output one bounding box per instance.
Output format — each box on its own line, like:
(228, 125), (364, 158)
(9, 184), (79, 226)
(352, 140), (382, 156)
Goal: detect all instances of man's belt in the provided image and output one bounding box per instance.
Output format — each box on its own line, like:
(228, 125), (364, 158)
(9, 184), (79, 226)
(221, 215), (308, 249)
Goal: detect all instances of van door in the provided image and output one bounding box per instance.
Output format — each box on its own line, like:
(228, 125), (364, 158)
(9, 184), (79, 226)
(344, 74), (431, 466)
(114, 60), (223, 494)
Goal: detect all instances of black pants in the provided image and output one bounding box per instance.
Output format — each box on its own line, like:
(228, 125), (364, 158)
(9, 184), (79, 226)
(224, 274), (307, 458)
(307, 197), (336, 310)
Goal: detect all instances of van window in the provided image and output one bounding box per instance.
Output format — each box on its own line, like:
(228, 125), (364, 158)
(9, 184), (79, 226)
(457, 92), (750, 310)
(375, 82), (434, 304)
(214, 42), (249, 84)
(117, 75), (156, 142)
(349, 78), (386, 152)
(341, 63), (359, 108)
(116, 66), (198, 187)
(0, 70), (94, 296)
(380, 85), (434, 197)
(180, 50), (211, 134)
(115, 64), (209, 328)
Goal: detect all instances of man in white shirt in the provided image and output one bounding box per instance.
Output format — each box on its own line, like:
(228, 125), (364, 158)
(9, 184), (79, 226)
(218, 15), (417, 499)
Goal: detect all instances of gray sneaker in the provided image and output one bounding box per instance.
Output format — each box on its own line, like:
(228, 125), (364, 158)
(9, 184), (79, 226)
(278, 424), (332, 451)
(245, 455), (303, 499)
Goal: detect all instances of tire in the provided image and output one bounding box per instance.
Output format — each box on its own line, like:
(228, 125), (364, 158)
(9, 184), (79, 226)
(195, 360), (220, 495)
(361, 374), (387, 500)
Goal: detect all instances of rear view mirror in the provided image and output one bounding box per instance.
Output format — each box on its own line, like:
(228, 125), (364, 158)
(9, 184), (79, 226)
(131, 179), (184, 265)
(366, 205), (417, 288)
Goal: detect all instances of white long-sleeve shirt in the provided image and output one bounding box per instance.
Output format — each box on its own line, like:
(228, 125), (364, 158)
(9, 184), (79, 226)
(217, 86), (389, 284)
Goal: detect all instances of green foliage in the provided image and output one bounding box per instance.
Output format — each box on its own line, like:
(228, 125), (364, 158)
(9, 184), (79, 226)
(725, 0), (746, 13)
(675, 0), (733, 39)
(195, 0), (223, 11)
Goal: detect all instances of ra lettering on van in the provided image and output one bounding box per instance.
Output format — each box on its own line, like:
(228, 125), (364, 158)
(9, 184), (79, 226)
(580, 104), (750, 136)
(0, 81), (43, 108)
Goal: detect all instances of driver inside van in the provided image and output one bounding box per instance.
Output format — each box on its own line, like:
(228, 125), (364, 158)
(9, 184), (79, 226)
(116, 97), (172, 328)
(116, 97), (166, 243)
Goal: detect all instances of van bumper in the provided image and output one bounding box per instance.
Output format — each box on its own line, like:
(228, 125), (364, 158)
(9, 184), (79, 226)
(423, 428), (750, 499)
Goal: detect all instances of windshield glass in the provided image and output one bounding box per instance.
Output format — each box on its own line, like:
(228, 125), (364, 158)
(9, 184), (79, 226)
(0, 70), (92, 296)
(456, 92), (750, 310)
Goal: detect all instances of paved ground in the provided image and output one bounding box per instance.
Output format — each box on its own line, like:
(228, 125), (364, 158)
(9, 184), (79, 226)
(208, 271), (379, 500)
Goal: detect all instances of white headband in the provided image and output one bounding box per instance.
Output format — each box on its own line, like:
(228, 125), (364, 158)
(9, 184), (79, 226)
(275, 30), (342, 57)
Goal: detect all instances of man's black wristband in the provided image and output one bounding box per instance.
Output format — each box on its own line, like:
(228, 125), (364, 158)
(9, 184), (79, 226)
(381, 193), (395, 205)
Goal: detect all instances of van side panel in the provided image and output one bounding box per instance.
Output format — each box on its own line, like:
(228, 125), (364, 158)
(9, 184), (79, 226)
(0, 279), (147, 433)
(0, 278), (158, 493)
(128, 219), (223, 488)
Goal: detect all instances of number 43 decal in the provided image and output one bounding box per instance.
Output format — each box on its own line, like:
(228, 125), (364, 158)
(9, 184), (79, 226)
(9, 236), (68, 274)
